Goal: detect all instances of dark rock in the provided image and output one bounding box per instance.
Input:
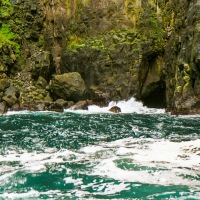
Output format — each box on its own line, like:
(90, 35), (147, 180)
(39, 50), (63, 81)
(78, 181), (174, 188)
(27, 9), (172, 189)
(45, 102), (64, 112)
(55, 99), (69, 109)
(109, 106), (121, 113)
(0, 101), (8, 114)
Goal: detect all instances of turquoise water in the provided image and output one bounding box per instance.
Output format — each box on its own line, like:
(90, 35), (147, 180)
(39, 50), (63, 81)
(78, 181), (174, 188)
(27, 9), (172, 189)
(0, 109), (200, 199)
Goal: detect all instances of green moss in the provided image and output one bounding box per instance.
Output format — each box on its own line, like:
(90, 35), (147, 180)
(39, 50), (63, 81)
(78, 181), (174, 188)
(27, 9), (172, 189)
(0, 24), (20, 54)
(66, 35), (106, 52)
(0, 0), (14, 18)
(137, 10), (165, 54)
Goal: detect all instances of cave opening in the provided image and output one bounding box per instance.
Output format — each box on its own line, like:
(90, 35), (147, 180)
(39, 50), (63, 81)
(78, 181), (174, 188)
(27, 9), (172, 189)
(141, 81), (167, 108)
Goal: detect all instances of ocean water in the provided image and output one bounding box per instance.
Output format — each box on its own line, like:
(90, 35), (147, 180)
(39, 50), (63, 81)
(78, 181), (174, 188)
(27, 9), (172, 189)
(0, 98), (200, 199)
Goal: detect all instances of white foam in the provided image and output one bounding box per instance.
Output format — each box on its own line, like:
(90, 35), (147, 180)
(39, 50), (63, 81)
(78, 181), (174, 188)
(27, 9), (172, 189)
(90, 138), (200, 186)
(6, 110), (53, 116)
(1, 138), (200, 189)
(64, 177), (83, 186)
(80, 146), (103, 154)
(1, 190), (40, 199)
(92, 182), (130, 195)
(65, 97), (165, 114)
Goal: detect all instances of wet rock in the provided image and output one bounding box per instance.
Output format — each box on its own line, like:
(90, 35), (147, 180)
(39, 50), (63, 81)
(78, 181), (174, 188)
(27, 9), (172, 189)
(0, 101), (8, 114)
(45, 102), (64, 112)
(70, 100), (93, 110)
(55, 99), (69, 109)
(109, 106), (121, 113)
(49, 72), (87, 101)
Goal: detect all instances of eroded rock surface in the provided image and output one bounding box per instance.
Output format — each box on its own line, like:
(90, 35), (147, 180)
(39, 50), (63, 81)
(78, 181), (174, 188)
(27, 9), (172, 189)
(0, 0), (200, 114)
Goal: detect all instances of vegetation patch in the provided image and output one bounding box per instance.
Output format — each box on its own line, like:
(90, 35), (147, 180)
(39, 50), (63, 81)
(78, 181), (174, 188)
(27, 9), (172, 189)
(0, 23), (20, 54)
(66, 35), (106, 53)
(0, 0), (14, 18)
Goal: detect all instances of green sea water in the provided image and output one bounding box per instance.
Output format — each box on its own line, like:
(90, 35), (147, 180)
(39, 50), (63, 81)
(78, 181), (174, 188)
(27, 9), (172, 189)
(0, 101), (200, 199)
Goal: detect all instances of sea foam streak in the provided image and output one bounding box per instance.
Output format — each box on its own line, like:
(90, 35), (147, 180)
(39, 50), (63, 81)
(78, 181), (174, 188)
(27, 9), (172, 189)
(1, 138), (199, 188)
(91, 138), (200, 186)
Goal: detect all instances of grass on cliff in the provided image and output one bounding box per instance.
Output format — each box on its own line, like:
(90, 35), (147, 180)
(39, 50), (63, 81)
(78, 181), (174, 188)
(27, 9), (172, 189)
(0, 24), (20, 53)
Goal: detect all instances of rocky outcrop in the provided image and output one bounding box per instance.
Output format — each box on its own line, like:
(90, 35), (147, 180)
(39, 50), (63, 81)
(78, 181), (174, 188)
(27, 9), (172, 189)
(0, 0), (200, 114)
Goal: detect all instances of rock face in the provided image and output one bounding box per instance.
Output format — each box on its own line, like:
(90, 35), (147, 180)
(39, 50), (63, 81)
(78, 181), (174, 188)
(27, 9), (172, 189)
(0, 0), (200, 114)
(49, 72), (87, 101)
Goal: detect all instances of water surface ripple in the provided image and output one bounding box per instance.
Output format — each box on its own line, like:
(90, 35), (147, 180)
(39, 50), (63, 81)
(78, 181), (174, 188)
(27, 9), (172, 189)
(0, 110), (200, 199)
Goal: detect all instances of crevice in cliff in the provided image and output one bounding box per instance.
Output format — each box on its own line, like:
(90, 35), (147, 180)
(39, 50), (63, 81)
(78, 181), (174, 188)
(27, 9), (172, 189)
(141, 81), (166, 108)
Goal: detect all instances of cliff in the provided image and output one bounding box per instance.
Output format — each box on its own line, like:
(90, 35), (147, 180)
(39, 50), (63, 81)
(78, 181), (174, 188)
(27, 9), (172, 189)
(0, 0), (199, 114)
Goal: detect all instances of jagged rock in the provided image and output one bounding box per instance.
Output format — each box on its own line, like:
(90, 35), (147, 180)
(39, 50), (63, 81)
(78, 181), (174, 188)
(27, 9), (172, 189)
(32, 51), (53, 80)
(70, 100), (93, 110)
(46, 102), (64, 112)
(36, 76), (48, 89)
(0, 101), (8, 114)
(109, 106), (121, 113)
(49, 72), (87, 101)
(4, 85), (20, 98)
(0, 79), (10, 92)
(2, 95), (17, 107)
(55, 99), (69, 109)
(3, 86), (20, 107)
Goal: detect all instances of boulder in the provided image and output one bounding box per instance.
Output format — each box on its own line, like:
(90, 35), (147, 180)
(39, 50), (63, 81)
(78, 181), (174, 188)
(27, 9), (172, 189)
(49, 72), (87, 101)
(109, 106), (121, 113)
